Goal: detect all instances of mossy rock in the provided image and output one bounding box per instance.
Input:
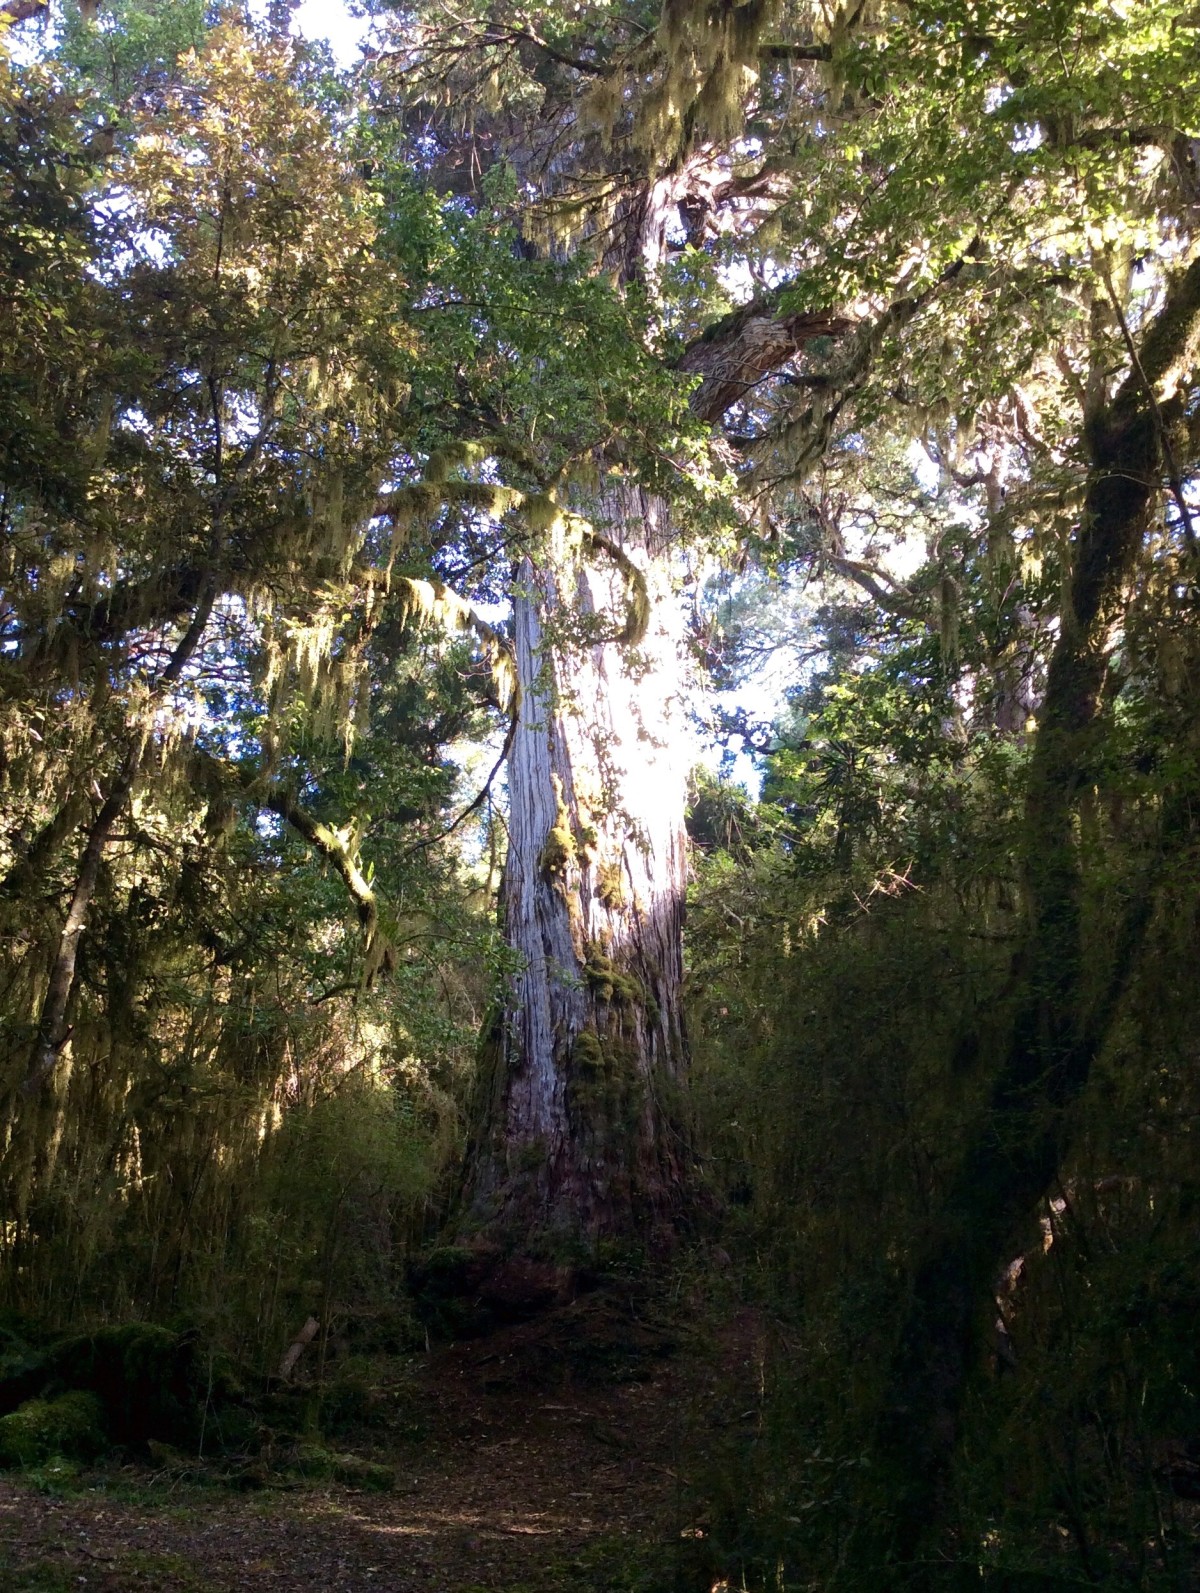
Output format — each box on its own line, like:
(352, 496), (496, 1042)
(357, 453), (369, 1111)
(44, 1323), (238, 1449)
(0, 1390), (106, 1468)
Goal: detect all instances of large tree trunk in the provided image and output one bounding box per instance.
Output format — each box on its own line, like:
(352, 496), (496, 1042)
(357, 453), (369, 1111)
(463, 486), (693, 1251)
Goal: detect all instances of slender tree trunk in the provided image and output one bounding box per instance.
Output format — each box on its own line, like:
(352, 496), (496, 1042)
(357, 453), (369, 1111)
(464, 486), (693, 1251)
(20, 584), (216, 1099)
(869, 254), (1200, 1580)
(22, 749), (139, 1097)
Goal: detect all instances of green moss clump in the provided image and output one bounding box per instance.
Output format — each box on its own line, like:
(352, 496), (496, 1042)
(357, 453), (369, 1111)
(289, 1441), (395, 1491)
(584, 946), (644, 1007)
(336, 1455), (396, 1491)
(573, 1029), (606, 1073)
(539, 820), (575, 877)
(539, 774), (577, 880)
(595, 860), (625, 910)
(0, 1390), (105, 1468)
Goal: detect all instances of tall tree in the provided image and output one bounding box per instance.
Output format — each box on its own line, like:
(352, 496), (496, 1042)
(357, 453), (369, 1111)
(380, 0), (1200, 1565)
(378, 0), (856, 1250)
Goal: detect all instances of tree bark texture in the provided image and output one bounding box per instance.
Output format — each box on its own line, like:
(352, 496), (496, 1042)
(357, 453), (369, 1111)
(464, 486), (693, 1250)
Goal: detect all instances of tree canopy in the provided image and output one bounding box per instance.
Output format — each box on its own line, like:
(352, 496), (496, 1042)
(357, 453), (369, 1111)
(1, 1), (1198, 1588)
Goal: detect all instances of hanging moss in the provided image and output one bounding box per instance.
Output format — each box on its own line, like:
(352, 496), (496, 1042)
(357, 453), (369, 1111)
(525, 492), (565, 536)
(423, 439), (488, 483)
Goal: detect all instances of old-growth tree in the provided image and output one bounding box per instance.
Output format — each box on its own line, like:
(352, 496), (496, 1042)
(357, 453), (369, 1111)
(4, 11), (1199, 1557)
(375, 0), (865, 1249)
(381, 0), (1200, 1568)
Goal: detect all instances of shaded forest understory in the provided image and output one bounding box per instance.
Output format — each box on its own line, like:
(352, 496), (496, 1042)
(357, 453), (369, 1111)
(3, 0), (1200, 1588)
(0, 1288), (719, 1593)
(1, 1220), (1198, 1592)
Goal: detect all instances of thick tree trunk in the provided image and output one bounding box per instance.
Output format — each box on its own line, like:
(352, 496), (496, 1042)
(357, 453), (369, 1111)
(463, 486), (693, 1251)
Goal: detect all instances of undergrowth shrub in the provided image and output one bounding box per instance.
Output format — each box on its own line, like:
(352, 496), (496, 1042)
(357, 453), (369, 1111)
(684, 770), (1200, 1591)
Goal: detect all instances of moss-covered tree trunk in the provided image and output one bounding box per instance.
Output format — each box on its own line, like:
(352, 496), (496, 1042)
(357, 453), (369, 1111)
(869, 253), (1200, 1580)
(464, 485), (692, 1251)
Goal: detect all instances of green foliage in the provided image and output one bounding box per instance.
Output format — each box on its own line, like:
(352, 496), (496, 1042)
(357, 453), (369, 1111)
(0, 11), (523, 1371)
(3, 2), (1200, 1585)
(55, 0), (209, 109)
(0, 1391), (106, 1468)
(686, 657), (1200, 1587)
(0, 50), (107, 509)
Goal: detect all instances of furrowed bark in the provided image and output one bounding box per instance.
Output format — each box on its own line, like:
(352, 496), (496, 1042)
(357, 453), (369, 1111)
(679, 295), (851, 422)
(461, 201), (882, 1252)
(463, 486), (692, 1250)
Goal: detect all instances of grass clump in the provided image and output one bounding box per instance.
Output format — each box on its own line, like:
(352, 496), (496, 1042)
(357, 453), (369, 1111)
(287, 1440), (395, 1490)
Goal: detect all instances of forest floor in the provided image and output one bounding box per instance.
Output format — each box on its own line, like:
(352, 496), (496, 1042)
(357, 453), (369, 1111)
(0, 1287), (762, 1593)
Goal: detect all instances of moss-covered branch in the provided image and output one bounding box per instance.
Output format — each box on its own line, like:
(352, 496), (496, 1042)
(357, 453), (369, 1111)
(262, 788), (389, 966)
(583, 530), (651, 645)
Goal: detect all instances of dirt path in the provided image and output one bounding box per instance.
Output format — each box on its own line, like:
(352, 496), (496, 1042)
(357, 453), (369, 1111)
(0, 1307), (720, 1593)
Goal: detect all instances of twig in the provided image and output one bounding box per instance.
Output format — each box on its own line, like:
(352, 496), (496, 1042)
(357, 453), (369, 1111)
(400, 709), (517, 860)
